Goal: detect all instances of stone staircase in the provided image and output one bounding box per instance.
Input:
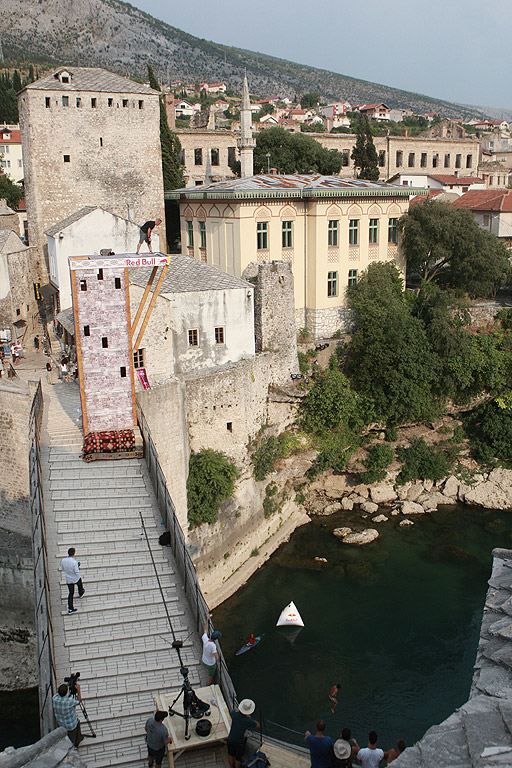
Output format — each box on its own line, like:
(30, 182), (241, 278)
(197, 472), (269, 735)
(40, 391), (210, 768)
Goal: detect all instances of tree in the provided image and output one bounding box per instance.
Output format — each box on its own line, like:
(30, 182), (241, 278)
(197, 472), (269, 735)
(346, 263), (441, 424)
(187, 449), (238, 526)
(300, 92), (320, 109)
(0, 74), (18, 123)
(146, 63), (160, 91)
(0, 173), (23, 210)
(159, 100), (184, 190)
(253, 127), (344, 175)
(12, 70), (22, 93)
(398, 200), (511, 296)
(350, 115), (379, 180)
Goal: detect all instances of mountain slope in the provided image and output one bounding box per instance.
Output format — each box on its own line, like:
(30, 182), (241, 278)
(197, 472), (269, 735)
(1, 0), (491, 120)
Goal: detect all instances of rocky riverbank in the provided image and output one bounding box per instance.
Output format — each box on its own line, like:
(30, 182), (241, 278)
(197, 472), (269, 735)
(305, 466), (512, 543)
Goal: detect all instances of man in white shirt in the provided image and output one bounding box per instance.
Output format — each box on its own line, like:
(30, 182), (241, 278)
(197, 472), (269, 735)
(61, 547), (85, 614)
(355, 730), (384, 768)
(201, 613), (222, 685)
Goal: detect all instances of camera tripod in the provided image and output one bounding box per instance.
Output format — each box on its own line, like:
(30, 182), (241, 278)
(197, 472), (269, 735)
(167, 667), (210, 740)
(66, 672), (96, 738)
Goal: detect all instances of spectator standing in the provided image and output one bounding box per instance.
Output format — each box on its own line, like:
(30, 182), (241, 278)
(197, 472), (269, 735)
(145, 710), (171, 768)
(61, 547), (85, 613)
(34, 335), (40, 352)
(201, 613), (221, 685)
(137, 218), (162, 254)
(46, 360), (54, 385)
(384, 739), (406, 763)
(52, 681), (83, 747)
(333, 728), (358, 767)
(354, 731), (384, 768)
(227, 699), (259, 768)
(305, 720), (333, 768)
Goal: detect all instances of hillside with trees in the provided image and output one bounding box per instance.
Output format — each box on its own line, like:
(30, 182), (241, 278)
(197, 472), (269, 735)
(0, 0), (496, 120)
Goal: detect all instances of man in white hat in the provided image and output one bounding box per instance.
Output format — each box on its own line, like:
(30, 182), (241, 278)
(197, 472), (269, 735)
(333, 727), (358, 767)
(227, 699), (260, 768)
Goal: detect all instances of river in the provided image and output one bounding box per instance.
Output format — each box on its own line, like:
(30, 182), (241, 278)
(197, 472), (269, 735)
(214, 503), (512, 750)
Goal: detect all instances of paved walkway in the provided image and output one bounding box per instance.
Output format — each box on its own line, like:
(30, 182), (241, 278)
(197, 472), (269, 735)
(13, 341), (227, 768)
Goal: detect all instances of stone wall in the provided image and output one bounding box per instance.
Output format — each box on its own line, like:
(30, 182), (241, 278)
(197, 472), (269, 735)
(136, 379), (189, 531)
(0, 380), (34, 537)
(305, 305), (354, 338)
(18, 84), (165, 257)
(0, 239), (40, 335)
(466, 302), (508, 328)
(0, 727), (87, 768)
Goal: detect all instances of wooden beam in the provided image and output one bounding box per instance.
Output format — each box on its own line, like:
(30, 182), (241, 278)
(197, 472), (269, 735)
(133, 264), (169, 351)
(131, 266), (157, 335)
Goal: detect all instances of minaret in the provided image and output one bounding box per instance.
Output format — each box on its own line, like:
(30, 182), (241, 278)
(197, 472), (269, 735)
(237, 72), (255, 178)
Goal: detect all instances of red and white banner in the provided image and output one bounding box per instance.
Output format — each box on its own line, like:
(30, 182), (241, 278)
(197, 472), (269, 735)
(136, 367), (151, 390)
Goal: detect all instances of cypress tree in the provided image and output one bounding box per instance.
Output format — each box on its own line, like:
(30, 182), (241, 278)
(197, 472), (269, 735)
(145, 64), (184, 189)
(351, 115), (380, 181)
(147, 63), (160, 91)
(12, 70), (22, 93)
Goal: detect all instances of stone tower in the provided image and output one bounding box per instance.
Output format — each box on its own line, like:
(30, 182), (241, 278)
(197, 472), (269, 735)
(237, 73), (255, 178)
(18, 67), (166, 255)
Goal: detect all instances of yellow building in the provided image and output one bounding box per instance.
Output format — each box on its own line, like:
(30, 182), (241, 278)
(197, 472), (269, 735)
(168, 173), (427, 337)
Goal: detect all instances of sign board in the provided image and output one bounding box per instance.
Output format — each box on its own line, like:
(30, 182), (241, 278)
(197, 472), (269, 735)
(69, 253), (171, 271)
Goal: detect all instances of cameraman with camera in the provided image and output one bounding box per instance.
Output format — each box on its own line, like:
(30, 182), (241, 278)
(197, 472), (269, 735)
(52, 677), (84, 747)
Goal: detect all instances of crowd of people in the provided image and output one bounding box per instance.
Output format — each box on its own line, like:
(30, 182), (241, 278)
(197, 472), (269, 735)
(305, 720), (406, 767)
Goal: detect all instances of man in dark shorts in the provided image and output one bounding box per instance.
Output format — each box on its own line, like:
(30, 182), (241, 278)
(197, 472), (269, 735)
(227, 699), (259, 768)
(137, 219), (162, 254)
(145, 710), (171, 768)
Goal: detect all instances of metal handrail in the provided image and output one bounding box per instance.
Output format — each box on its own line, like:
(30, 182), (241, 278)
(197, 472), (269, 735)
(136, 406), (237, 709)
(29, 382), (58, 733)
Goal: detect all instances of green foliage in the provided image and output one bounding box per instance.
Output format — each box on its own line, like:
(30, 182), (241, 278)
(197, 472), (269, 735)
(300, 92), (320, 108)
(252, 432), (301, 480)
(187, 449), (238, 526)
(386, 426), (398, 442)
(263, 482), (280, 517)
(301, 122), (325, 133)
(0, 73), (19, 123)
(147, 63), (160, 91)
(496, 308), (512, 331)
(346, 263), (440, 424)
(0, 174), (23, 210)
(297, 351), (309, 374)
(300, 367), (372, 434)
(159, 99), (185, 190)
(298, 327), (311, 341)
(307, 431), (358, 477)
(253, 127), (345, 175)
(396, 438), (451, 485)
(350, 115), (379, 181)
(399, 200), (511, 296)
(465, 400), (512, 465)
(496, 391), (512, 410)
(359, 443), (394, 485)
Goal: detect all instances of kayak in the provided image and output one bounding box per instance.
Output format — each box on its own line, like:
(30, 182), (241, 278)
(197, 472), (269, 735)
(276, 601), (304, 628)
(235, 634), (265, 655)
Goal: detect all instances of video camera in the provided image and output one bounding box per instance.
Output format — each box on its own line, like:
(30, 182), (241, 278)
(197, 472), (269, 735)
(64, 671), (80, 696)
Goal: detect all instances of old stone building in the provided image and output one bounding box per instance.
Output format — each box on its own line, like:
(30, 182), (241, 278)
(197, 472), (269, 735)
(0, 229), (40, 341)
(17, 67), (166, 261)
(168, 173), (426, 336)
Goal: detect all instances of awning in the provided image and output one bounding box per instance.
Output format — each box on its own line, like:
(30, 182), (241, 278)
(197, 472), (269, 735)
(39, 283), (58, 299)
(13, 319), (27, 327)
(56, 307), (75, 337)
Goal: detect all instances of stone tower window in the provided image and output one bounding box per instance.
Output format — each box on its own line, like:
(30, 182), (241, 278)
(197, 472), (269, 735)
(122, 99), (128, 108)
(76, 97), (82, 108)
(194, 148), (203, 165)
(102, 337), (109, 348)
(91, 98), (97, 108)
(97, 269), (103, 280)
(215, 326), (225, 344)
(45, 97), (51, 108)
(62, 96), (69, 107)
(120, 367), (127, 377)
(188, 329), (199, 347)
(133, 349), (145, 368)
(115, 277), (121, 289)
(108, 98), (114, 107)
(211, 148), (219, 166)
(84, 325), (90, 336)
(139, 100), (144, 109)
(80, 280), (87, 291)
(99, 137), (103, 147)
(63, 155), (70, 163)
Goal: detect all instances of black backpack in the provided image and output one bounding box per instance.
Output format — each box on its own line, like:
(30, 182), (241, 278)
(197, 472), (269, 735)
(158, 531), (171, 546)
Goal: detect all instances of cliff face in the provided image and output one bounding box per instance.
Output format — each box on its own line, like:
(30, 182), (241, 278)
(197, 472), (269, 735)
(2, 0), (491, 119)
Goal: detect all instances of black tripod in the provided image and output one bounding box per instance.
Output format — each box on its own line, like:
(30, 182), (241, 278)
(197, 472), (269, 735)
(66, 673), (96, 738)
(168, 667), (210, 741)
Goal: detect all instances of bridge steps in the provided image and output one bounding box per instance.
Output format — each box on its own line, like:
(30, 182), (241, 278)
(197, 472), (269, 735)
(39, 380), (209, 768)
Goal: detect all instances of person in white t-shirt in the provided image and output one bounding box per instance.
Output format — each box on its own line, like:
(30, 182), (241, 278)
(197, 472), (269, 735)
(61, 547), (85, 614)
(355, 730), (384, 768)
(201, 613), (222, 685)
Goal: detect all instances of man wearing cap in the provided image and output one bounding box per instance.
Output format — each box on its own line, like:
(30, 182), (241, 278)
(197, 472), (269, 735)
(227, 699), (260, 768)
(202, 614), (221, 685)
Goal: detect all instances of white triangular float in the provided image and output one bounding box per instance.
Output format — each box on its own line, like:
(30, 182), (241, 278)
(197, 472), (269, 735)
(276, 601), (304, 628)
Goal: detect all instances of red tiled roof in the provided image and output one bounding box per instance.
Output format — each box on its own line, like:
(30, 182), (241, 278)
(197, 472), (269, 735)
(360, 103), (389, 111)
(409, 189), (444, 206)
(430, 175), (484, 185)
(0, 128), (21, 143)
(452, 190), (512, 212)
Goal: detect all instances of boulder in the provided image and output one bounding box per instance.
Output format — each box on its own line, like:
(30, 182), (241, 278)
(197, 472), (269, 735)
(400, 519), (414, 527)
(418, 492), (455, 508)
(423, 479), (434, 493)
(401, 501), (425, 515)
(370, 485), (398, 504)
(350, 494), (367, 505)
(458, 483), (472, 502)
(333, 527), (352, 540)
(442, 475), (459, 498)
(488, 467), (512, 488)
(323, 474), (353, 499)
(397, 483), (411, 501)
(352, 485), (369, 499)
(341, 497), (354, 511)
(372, 514), (388, 523)
(361, 500), (379, 514)
(320, 502), (342, 516)
(390, 509), (401, 516)
(342, 528), (379, 545)
(464, 475), (512, 510)
(406, 484), (424, 502)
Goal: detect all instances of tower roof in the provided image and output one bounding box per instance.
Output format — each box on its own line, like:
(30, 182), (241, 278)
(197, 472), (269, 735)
(20, 67), (159, 95)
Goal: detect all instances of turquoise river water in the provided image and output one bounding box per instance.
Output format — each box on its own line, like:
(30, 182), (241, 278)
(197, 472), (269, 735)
(214, 504), (512, 750)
